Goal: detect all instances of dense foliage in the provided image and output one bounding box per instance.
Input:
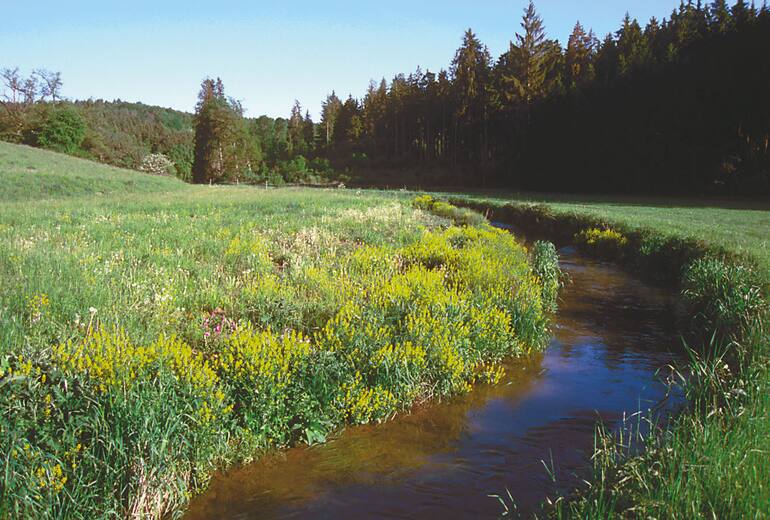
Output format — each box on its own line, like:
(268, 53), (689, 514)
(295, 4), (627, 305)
(314, 1), (769, 195)
(36, 106), (86, 155)
(0, 85), (332, 185)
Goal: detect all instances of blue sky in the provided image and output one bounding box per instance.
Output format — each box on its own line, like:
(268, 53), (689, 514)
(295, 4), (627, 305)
(3, 1), (683, 119)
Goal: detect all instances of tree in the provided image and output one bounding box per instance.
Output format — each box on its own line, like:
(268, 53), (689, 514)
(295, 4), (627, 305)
(732, 0), (753, 27)
(303, 110), (315, 154)
(499, 2), (560, 106)
(566, 21), (598, 87)
(37, 106), (86, 154)
(362, 79), (388, 156)
(320, 91), (342, 146)
(451, 28), (492, 167)
(616, 14), (650, 74)
(191, 78), (258, 184)
(288, 100), (307, 156)
(709, 0), (732, 32)
(332, 95), (361, 146)
(0, 68), (62, 139)
(452, 29), (491, 119)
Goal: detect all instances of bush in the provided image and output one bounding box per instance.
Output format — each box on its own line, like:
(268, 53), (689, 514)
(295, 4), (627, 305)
(139, 153), (176, 176)
(37, 107), (87, 155)
(412, 195), (487, 227)
(575, 227), (629, 258)
(1, 331), (230, 518)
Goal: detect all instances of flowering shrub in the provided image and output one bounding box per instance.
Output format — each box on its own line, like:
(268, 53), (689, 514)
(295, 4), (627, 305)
(217, 326), (314, 444)
(575, 227), (629, 258)
(53, 328), (226, 413)
(312, 224), (552, 422)
(139, 153), (176, 176)
(2, 331), (232, 518)
(412, 194), (486, 226)
(576, 227), (628, 247)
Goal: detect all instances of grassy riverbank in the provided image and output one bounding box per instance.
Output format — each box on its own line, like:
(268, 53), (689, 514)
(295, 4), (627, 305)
(448, 193), (769, 518)
(0, 145), (558, 518)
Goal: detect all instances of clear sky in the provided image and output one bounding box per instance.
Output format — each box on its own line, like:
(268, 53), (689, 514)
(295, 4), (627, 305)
(3, 1), (684, 119)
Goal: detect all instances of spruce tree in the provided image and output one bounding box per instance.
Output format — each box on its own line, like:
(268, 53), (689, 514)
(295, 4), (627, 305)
(732, 0), (752, 26)
(497, 2), (561, 107)
(192, 78), (255, 184)
(709, 0), (732, 32)
(566, 21), (597, 88)
(616, 14), (649, 74)
(288, 100), (307, 156)
(450, 28), (492, 167)
(320, 91), (342, 146)
(451, 29), (491, 119)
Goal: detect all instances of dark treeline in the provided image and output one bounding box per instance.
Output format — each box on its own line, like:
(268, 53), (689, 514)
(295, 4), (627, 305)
(313, 1), (770, 195)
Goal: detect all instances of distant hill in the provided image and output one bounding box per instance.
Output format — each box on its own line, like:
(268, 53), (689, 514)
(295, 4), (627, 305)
(73, 100), (194, 178)
(0, 141), (186, 202)
(0, 98), (196, 181)
(0, 97), (319, 185)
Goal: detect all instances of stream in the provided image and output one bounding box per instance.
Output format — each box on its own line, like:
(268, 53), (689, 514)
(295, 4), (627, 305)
(185, 239), (685, 519)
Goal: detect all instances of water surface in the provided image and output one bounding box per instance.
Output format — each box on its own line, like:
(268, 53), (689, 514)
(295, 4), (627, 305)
(185, 244), (682, 519)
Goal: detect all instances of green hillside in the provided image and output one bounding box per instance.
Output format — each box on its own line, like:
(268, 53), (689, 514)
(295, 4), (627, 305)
(0, 141), (186, 202)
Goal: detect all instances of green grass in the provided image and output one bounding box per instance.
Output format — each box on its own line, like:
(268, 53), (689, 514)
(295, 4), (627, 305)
(446, 192), (769, 519)
(0, 144), (556, 518)
(450, 191), (770, 278)
(0, 141), (185, 202)
(4, 141), (766, 519)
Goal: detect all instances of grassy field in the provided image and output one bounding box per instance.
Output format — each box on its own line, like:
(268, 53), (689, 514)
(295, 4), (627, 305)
(449, 191), (770, 276)
(0, 141), (184, 202)
(0, 145), (557, 518)
(2, 142), (767, 519)
(447, 192), (769, 519)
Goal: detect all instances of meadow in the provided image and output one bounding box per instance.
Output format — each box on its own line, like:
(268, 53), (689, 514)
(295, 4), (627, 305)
(2, 142), (768, 519)
(0, 144), (558, 518)
(0, 142), (182, 202)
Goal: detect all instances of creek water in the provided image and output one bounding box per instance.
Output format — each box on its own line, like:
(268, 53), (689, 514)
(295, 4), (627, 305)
(185, 239), (684, 519)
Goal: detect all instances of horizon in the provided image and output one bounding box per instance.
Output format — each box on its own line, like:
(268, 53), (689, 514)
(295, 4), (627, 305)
(3, 1), (684, 119)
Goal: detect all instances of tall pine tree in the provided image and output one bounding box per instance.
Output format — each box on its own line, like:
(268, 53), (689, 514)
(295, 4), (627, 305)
(192, 78), (257, 184)
(566, 21), (598, 88)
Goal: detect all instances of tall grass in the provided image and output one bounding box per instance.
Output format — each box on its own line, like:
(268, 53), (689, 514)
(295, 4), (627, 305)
(0, 157), (559, 519)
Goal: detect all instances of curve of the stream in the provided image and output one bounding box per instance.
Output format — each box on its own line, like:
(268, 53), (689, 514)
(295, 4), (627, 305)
(185, 241), (684, 519)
